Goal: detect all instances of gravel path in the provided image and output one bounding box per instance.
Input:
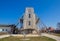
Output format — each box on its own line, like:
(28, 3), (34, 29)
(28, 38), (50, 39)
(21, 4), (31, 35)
(0, 33), (60, 41)
(0, 35), (10, 39)
(41, 33), (60, 41)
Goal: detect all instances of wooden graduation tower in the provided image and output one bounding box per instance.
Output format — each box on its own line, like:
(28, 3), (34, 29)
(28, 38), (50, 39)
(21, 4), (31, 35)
(20, 7), (39, 34)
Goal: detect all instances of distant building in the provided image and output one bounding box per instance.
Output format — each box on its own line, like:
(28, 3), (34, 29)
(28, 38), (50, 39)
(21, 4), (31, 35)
(20, 7), (39, 34)
(56, 22), (60, 30)
(48, 27), (55, 32)
(55, 23), (60, 33)
(0, 24), (16, 34)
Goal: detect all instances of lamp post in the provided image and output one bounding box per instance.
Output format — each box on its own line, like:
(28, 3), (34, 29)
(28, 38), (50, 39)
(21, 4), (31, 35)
(21, 30), (30, 41)
(23, 30), (26, 40)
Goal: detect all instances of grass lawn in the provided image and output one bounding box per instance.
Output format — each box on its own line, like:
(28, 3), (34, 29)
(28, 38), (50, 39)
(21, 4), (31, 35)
(0, 36), (56, 41)
(0, 32), (8, 35)
(53, 33), (60, 37)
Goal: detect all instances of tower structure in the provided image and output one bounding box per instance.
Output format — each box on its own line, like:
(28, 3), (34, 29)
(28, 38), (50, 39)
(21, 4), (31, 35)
(20, 7), (39, 34)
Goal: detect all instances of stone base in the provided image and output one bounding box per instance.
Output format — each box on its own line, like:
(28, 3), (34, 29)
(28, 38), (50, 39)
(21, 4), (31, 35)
(20, 29), (38, 34)
(20, 38), (30, 41)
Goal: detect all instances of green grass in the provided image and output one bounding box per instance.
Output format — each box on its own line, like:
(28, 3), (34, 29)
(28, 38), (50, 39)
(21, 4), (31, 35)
(53, 34), (60, 37)
(0, 32), (8, 35)
(0, 36), (56, 41)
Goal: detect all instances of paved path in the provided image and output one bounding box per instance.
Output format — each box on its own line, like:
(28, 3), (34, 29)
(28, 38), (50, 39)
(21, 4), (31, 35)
(41, 33), (60, 41)
(0, 35), (10, 39)
(0, 33), (60, 41)
(0, 34), (40, 39)
(11, 34), (40, 37)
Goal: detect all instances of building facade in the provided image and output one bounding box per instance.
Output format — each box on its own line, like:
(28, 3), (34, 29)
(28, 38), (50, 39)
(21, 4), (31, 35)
(54, 23), (60, 33)
(0, 24), (16, 34)
(20, 7), (39, 34)
(56, 22), (60, 30)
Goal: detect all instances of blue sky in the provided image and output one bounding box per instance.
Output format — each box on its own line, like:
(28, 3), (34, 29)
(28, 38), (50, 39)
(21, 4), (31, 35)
(0, 0), (60, 28)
